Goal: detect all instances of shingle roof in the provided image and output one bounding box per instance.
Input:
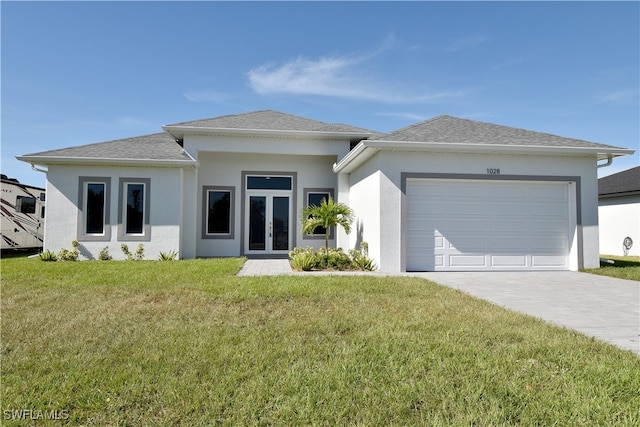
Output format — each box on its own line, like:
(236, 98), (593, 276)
(373, 115), (623, 149)
(19, 133), (192, 162)
(598, 166), (640, 197)
(167, 110), (380, 136)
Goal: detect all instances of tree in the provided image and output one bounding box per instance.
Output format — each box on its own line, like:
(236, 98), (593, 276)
(301, 196), (354, 252)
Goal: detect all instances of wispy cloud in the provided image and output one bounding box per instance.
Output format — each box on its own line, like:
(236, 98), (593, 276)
(597, 88), (639, 105)
(246, 51), (467, 104)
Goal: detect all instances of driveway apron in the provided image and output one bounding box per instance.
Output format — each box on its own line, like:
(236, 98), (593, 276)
(409, 271), (639, 355)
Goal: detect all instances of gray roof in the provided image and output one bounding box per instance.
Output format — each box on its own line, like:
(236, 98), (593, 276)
(373, 115), (623, 149)
(19, 133), (192, 162)
(167, 110), (380, 136)
(599, 166), (640, 197)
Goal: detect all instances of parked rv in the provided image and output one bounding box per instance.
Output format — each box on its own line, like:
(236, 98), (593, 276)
(1, 175), (45, 252)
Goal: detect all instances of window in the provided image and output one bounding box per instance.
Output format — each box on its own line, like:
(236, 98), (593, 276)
(247, 176), (292, 190)
(303, 188), (334, 239)
(202, 186), (234, 239)
(118, 178), (150, 241)
(125, 183), (145, 234)
(78, 177), (111, 241)
(86, 183), (106, 233)
(16, 196), (36, 214)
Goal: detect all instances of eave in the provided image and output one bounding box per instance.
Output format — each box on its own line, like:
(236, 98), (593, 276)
(16, 155), (199, 168)
(333, 140), (635, 174)
(162, 125), (371, 141)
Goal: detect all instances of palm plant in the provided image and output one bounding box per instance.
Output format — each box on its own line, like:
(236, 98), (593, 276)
(301, 196), (354, 252)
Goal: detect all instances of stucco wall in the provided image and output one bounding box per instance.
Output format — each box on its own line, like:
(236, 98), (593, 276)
(598, 195), (640, 256)
(194, 152), (338, 257)
(347, 150), (600, 272)
(44, 165), (184, 260)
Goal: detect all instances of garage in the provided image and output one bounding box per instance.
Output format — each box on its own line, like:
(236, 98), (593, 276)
(406, 178), (573, 271)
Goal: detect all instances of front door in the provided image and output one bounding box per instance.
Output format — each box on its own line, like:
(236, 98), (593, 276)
(244, 175), (293, 256)
(246, 194), (291, 254)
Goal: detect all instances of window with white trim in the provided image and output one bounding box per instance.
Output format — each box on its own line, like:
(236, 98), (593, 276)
(118, 178), (150, 241)
(78, 177), (111, 241)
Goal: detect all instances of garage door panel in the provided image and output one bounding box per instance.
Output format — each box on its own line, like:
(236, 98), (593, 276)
(532, 255), (567, 267)
(449, 255), (487, 267)
(529, 185), (568, 201)
(491, 203), (527, 216)
(530, 203), (568, 217)
(447, 235), (486, 251)
(531, 236), (568, 251)
(490, 220), (526, 233)
(491, 255), (527, 268)
(406, 179), (572, 271)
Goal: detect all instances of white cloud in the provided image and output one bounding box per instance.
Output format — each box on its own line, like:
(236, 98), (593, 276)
(246, 53), (467, 104)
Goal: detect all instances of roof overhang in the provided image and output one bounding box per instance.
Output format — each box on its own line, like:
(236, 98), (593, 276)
(333, 140), (635, 173)
(162, 125), (371, 141)
(16, 155), (199, 168)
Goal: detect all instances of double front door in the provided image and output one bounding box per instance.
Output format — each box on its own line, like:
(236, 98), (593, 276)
(247, 193), (290, 254)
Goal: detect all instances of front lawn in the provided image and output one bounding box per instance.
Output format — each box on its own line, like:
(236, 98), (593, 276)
(583, 255), (640, 281)
(2, 257), (639, 425)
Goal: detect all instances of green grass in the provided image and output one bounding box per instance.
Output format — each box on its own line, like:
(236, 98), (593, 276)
(2, 257), (639, 425)
(583, 255), (640, 281)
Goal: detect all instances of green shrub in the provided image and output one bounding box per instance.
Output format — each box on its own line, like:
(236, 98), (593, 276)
(98, 246), (112, 261)
(159, 250), (179, 261)
(290, 250), (319, 271)
(38, 250), (57, 262)
(58, 240), (79, 261)
(318, 247), (353, 270)
(289, 244), (377, 271)
(121, 243), (145, 261)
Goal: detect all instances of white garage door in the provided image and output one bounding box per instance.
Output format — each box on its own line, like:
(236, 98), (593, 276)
(406, 179), (572, 271)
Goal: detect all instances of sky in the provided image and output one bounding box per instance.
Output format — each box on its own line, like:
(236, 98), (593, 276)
(2, 1), (638, 187)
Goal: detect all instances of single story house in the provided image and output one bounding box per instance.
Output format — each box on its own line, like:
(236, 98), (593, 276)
(17, 110), (634, 272)
(598, 166), (640, 256)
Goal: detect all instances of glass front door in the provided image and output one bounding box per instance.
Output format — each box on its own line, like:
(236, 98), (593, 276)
(247, 193), (291, 254)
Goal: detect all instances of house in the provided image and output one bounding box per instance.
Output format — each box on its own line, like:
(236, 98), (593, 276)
(598, 166), (640, 256)
(17, 110), (634, 271)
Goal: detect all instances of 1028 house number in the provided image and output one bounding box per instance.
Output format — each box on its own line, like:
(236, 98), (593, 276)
(486, 168), (501, 175)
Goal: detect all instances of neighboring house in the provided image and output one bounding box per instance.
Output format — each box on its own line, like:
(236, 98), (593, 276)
(598, 166), (640, 257)
(1, 175), (45, 251)
(17, 110), (634, 271)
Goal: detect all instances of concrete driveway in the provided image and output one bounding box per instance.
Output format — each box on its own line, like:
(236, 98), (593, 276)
(408, 271), (639, 355)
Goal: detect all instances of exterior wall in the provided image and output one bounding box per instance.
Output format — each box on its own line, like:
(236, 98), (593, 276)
(194, 152), (338, 257)
(346, 164), (382, 264)
(598, 195), (640, 256)
(44, 164), (184, 260)
(347, 150), (600, 272)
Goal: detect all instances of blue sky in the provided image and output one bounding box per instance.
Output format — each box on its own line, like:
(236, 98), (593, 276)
(2, 1), (638, 187)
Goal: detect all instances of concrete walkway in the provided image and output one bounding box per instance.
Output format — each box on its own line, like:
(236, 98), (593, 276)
(238, 260), (640, 355)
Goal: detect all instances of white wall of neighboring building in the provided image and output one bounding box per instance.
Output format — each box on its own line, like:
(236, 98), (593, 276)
(44, 164), (185, 260)
(346, 149), (601, 272)
(598, 195), (640, 256)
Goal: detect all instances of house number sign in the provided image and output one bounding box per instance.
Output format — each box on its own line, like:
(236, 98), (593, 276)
(486, 168), (501, 175)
